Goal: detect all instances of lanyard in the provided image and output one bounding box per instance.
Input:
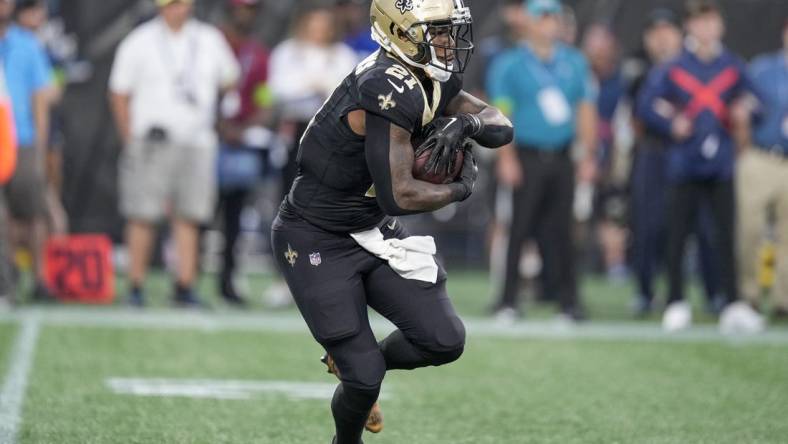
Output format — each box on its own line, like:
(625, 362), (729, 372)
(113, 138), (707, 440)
(156, 20), (200, 106)
(520, 43), (560, 89)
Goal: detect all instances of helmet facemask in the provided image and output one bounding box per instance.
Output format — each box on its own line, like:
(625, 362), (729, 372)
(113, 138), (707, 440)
(410, 11), (474, 80)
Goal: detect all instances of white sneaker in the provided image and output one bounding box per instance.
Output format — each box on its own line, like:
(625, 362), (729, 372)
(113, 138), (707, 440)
(494, 307), (518, 327)
(662, 301), (692, 332)
(719, 302), (765, 335)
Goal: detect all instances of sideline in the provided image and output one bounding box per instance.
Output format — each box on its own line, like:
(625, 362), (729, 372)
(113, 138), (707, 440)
(1, 307), (787, 345)
(0, 314), (40, 444)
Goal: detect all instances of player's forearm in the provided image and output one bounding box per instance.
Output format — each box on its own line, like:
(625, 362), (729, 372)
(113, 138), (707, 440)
(466, 107), (513, 148)
(366, 112), (461, 216)
(109, 93), (131, 144)
(384, 133), (460, 214)
(445, 91), (513, 148)
(391, 173), (461, 213)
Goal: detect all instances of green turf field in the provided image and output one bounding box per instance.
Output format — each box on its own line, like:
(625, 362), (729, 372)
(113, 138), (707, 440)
(103, 270), (720, 323)
(0, 323), (16, 380)
(2, 272), (788, 444)
(13, 324), (788, 444)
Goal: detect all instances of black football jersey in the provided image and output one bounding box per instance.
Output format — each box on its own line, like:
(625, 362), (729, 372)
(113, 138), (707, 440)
(281, 50), (464, 233)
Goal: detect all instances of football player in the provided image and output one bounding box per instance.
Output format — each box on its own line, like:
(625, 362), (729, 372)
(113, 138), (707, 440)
(270, 1), (513, 443)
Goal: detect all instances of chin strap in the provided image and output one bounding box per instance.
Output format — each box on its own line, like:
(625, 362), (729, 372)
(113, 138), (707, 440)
(425, 66), (452, 82)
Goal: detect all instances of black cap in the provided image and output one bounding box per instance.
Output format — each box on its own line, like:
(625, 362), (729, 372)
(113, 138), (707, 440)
(646, 8), (679, 30)
(15, 0), (43, 12)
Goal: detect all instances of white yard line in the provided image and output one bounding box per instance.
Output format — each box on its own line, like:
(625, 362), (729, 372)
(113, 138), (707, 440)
(1, 307), (787, 345)
(0, 314), (40, 444)
(105, 378), (391, 401)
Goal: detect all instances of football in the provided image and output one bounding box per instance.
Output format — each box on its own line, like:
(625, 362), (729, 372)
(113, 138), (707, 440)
(412, 145), (465, 184)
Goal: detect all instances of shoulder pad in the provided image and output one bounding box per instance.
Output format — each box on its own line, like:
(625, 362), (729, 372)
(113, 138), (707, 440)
(358, 58), (425, 133)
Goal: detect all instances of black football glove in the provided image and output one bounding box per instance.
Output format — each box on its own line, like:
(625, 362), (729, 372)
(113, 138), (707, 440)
(415, 114), (483, 176)
(450, 143), (478, 202)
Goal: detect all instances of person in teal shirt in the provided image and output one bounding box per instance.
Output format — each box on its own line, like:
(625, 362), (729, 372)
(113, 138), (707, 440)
(486, 0), (598, 323)
(0, 0), (54, 302)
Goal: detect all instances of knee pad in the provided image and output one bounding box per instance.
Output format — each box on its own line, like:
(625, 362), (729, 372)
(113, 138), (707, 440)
(424, 316), (466, 366)
(339, 349), (386, 392)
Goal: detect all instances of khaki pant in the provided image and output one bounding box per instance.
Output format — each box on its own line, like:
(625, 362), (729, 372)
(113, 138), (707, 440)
(737, 148), (788, 309)
(119, 136), (217, 224)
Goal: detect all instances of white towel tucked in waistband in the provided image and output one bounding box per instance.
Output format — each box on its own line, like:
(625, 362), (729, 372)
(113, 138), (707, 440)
(350, 227), (439, 284)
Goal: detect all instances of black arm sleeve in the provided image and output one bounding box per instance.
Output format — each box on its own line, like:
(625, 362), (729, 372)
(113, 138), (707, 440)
(472, 123), (514, 148)
(364, 112), (421, 217)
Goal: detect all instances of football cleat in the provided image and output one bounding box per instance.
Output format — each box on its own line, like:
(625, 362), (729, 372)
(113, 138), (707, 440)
(321, 354), (384, 434)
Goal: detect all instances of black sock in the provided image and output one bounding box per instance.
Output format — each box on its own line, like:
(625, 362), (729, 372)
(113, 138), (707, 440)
(379, 330), (428, 370)
(175, 282), (191, 296)
(331, 383), (378, 444)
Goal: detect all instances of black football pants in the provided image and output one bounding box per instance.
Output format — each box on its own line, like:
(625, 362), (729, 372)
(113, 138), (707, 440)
(666, 179), (737, 305)
(497, 147), (578, 312)
(271, 212), (465, 444)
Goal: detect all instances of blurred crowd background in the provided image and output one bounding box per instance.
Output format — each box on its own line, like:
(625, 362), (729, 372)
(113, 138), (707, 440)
(0, 0), (786, 327)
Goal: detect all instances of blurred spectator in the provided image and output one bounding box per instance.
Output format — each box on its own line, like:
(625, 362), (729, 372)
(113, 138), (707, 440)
(487, 0), (598, 323)
(269, 5), (356, 200)
(335, 0), (376, 60)
(215, 0), (272, 307)
(582, 22), (629, 281)
(0, 0), (54, 301)
(0, 21), (13, 308)
(264, 5), (356, 307)
(15, 0), (68, 236)
(559, 4), (577, 45)
(637, 0), (764, 333)
(629, 8), (723, 317)
(463, 0), (528, 303)
(109, 0), (240, 307)
(736, 20), (788, 320)
(0, 194), (10, 308)
(464, 0), (527, 96)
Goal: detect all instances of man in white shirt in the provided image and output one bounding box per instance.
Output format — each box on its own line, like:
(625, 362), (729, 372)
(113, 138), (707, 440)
(109, 0), (240, 306)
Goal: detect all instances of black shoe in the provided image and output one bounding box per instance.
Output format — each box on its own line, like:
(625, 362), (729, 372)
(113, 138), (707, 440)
(220, 277), (247, 307)
(172, 285), (204, 308)
(773, 307), (788, 323)
(128, 287), (145, 307)
(32, 282), (57, 304)
(561, 305), (588, 322)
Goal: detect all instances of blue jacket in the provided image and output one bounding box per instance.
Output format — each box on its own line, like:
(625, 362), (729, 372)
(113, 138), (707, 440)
(749, 52), (788, 153)
(637, 47), (756, 182)
(0, 25), (53, 148)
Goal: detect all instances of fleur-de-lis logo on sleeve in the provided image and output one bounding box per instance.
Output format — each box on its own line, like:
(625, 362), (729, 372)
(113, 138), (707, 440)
(378, 92), (397, 111)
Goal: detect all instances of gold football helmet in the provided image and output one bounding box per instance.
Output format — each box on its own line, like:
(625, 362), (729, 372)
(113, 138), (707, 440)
(370, 0), (474, 82)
